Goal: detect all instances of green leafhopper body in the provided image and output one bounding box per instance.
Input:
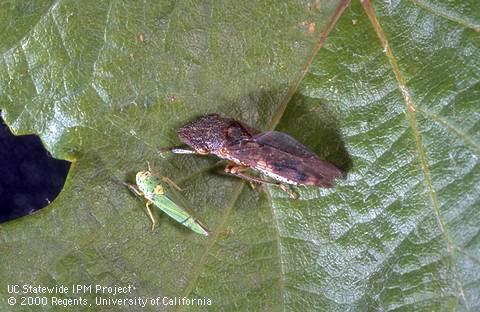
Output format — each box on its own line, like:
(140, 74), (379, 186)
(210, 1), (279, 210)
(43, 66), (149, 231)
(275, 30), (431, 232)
(126, 169), (209, 236)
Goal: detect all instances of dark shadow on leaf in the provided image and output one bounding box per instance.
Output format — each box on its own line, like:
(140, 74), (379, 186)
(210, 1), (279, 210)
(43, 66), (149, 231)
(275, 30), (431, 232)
(274, 92), (352, 175)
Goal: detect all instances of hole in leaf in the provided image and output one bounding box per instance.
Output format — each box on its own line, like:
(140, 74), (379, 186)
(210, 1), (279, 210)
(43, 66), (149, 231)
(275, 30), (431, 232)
(0, 116), (70, 223)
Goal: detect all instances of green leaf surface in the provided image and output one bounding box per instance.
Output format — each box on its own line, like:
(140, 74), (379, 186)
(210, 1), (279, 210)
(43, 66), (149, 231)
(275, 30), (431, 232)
(1, 0), (479, 311)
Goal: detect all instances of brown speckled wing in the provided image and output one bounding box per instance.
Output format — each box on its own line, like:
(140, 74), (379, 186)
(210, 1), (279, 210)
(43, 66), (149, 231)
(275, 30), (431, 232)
(225, 132), (343, 187)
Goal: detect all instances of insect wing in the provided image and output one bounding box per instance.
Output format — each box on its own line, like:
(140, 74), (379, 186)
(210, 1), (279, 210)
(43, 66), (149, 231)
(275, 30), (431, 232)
(226, 132), (343, 187)
(248, 131), (319, 159)
(152, 184), (209, 236)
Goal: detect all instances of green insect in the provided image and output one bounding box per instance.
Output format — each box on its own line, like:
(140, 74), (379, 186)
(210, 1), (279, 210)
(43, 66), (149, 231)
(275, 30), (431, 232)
(124, 165), (209, 236)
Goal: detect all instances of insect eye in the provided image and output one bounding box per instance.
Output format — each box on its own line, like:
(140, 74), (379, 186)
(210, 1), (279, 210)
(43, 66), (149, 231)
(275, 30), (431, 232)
(197, 147), (209, 155)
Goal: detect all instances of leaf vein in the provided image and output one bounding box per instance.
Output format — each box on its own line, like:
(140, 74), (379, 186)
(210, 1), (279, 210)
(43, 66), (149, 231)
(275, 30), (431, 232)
(361, 0), (470, 310)
(267, 0), (352, 131)
(266, 191), (286, 312)
(416, 106), (480, 155)
(176, 183), (245, 309)
(409, 0), (480, 32)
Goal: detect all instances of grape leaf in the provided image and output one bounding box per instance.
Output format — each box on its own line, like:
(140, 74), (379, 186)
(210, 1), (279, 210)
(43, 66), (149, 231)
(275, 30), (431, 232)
(1, 0), (479, 311)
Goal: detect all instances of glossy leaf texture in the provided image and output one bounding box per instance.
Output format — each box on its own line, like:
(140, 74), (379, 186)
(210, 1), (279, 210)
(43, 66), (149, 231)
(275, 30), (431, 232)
(1, 0), (479, 311)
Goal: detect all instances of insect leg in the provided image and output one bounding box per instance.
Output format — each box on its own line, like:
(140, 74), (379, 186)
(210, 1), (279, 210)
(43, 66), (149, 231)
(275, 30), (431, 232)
(145, 161), (163, 177)
(168, 145), (211, 155)
(145, 200), (157, 231)
(277, 184), (298, 199)
(172, 148), (196, 154)
(158, 146), (199, 158)
(225, 163), (258, 190)
(123, 183), (156, 228)
(162, 176), (183, 192)
(124, 183), (144, 197)
(170, 147), (198, 154)
(225, 164), (298, 199)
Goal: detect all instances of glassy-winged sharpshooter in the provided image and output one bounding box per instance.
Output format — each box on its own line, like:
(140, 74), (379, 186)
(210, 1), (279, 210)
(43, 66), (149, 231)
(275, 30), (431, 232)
(171, 114), (343, 198)
(124, 165), (209, 236)
(172, 113), (259, 155)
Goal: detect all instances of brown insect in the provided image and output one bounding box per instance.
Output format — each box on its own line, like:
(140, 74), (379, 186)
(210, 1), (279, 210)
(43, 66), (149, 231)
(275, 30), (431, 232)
(171, 114), (343, 198)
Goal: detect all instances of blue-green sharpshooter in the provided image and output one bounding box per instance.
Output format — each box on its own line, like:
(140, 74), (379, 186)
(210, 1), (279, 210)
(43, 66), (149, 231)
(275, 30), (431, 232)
(125, 167), (209, 236)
